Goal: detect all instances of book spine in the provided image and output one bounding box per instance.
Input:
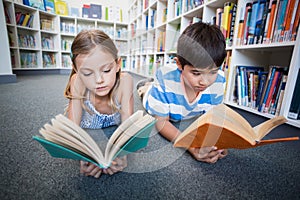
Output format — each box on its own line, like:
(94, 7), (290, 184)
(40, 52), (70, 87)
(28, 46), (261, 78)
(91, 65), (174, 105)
(287, 69), (300, 119)
(264, 0), (278, 43)
(258, 66), (276, 112)
(286, 0), (299, 41)
(291, 1), (300, 41)
(280, 0), (296, 42)
(269, 71), (284, 114)
(248, 1), (259, 45)
(254, 1), (267, 44)
(263, 70), (281, 113)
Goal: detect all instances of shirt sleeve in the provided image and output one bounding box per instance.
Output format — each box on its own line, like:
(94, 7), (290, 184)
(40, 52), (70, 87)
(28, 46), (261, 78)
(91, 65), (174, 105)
(143, 69), (170, 117)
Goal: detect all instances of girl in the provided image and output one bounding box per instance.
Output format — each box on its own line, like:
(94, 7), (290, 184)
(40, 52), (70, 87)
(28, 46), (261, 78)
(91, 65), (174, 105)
(64, 30), (134, 178)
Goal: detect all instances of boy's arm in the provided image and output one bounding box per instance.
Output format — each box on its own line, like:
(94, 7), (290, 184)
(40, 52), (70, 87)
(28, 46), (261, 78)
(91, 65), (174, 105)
(155, 115), (227, 163)
(155, 116), (181, 142)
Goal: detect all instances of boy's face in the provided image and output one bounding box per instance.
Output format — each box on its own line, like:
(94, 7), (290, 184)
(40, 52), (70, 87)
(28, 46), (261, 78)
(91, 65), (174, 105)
(179, 64), (219, 93)
(75, 47), (120, 97)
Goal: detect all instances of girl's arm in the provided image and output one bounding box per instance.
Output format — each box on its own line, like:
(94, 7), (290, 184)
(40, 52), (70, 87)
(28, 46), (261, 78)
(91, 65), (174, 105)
(119, 72), (134, 121)
(67, 74), (84, 125)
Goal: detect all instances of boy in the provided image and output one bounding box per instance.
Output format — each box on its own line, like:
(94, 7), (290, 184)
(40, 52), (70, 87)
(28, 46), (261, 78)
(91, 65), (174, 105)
(138, 22), (228, 163)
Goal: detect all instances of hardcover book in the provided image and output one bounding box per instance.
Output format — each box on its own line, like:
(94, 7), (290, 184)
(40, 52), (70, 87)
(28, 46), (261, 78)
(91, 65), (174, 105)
(174, 104), (299, 149)
(33, 110), (156, 168)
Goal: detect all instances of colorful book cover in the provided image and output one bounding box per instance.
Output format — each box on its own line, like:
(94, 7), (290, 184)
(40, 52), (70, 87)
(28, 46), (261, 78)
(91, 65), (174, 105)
(54, 0), (68, 16)
(43, 0), (55, 14)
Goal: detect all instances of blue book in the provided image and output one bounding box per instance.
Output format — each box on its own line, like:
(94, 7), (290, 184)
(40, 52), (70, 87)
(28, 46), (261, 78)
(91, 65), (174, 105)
(258, 66), (277, 112)
(33, 111), (156, 168)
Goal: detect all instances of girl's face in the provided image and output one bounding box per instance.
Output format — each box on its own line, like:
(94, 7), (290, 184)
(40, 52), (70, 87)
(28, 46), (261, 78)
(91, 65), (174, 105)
(75, 47), (120, 97)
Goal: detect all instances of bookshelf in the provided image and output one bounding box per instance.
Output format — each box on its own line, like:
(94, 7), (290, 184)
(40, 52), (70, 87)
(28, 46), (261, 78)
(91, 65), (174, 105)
(3, 0), (129, 71)
(127, 0), (300, 128)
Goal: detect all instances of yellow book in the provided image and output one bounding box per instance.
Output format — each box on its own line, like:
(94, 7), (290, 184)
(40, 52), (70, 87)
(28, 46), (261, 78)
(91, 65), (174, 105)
(54, 0), (68, 16)
(21, 14), (31, 27)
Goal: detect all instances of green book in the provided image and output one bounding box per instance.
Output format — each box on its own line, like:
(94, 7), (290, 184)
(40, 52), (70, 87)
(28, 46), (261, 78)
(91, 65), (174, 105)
(33, 111), (156, 168)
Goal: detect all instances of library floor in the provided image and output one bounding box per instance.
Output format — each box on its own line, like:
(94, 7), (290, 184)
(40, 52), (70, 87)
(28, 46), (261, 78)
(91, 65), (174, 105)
(0, 74), (300, 200)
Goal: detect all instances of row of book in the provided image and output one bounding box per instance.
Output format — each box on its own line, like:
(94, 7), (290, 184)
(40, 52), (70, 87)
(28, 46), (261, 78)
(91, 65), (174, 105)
(42, 52), (56, 67)
(234, 65), (288, 116)
(18, 34), (36, 49)
(61, 54), (71, 68)
(40, 19), (54, 32)
(15, 12), (34, 28)
(215, 2), (237, 47)
(173, 0), (204, 18)
(157, 31), (166, 52)
(60, 22), (75, 35)
(41, 36), (54, 50)
(61, 39), (72, 51)
(236, 0), (300, 46)
(20, 52), (38, 68)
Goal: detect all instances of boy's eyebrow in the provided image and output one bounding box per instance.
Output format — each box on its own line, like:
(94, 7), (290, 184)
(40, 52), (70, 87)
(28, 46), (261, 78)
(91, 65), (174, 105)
(190, 68), (219, 73)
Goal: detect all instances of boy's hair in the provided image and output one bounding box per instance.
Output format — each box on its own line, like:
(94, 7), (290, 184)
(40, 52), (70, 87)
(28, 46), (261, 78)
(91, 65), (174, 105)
(177, 22), (226, 69)
(64, 29), (121, 112)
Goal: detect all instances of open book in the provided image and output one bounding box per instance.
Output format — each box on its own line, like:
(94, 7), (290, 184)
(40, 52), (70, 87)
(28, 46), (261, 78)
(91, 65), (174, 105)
(33, 110), (156, 168)
(174, 104), (299, 149)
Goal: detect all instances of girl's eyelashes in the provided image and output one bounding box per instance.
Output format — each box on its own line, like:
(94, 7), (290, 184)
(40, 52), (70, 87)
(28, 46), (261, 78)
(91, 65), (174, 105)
(82, 72), (93, 76)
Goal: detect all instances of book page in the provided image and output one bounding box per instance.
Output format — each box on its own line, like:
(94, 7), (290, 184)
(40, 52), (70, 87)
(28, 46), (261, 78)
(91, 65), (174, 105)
(105, 115), (155, 164)
(175, 104), (259, 148)
(253, 116), (287, 140)
(39, 128), (92, 159)
(104, 110), (144, 157)
(52, 114), (104, 163)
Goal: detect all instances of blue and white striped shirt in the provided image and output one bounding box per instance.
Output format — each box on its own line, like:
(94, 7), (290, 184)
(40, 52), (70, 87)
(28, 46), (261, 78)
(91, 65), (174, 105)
(80, 98), (121, 129)
(143, 64), (226, 121)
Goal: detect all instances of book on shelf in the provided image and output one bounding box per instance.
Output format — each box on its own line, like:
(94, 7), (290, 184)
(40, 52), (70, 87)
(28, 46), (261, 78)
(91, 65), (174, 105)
(70, 7), (79, 17)
(43, 0), (55, 14)
(54, 0), (68, 16)
(33, 110), (156, 168)
(82, 4), (90, 18)
(291, 0), (300, 41)
(174, 104), (299, 150)
(258, 66), (288, 113)
(89, 4), (102, 19)
(236, 0), (298, 44)
(24, 0), (45, 11)
(287, 69), (300, 120)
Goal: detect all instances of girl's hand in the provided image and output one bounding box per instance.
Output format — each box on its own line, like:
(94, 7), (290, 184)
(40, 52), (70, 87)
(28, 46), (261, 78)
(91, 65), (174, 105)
(103, 156), (127, 175)
(80, 161), (103, 178)
(188, 146), (228, 164)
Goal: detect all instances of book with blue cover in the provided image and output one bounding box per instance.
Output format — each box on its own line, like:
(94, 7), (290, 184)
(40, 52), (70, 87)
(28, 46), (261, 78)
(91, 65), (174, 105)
(33, 111), (156, 168)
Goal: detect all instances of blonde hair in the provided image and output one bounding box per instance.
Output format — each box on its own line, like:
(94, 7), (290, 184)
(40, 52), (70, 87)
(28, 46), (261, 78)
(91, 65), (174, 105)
(64, 29), (121, 113)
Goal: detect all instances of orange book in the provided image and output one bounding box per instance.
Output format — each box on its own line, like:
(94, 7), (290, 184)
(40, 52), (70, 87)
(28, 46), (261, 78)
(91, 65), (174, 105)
(265, 0), (278, 43)
(173, 104), (299, 150)
(281, 0), (296, 41)
(291, 1), (300, 41)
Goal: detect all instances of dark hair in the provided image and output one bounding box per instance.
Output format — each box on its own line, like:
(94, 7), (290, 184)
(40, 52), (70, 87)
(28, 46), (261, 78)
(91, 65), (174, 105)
(177, 22), (226, 69)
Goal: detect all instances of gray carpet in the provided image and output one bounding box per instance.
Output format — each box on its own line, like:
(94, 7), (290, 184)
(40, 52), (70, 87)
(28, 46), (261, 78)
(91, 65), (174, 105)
(0, 74), (299, 200)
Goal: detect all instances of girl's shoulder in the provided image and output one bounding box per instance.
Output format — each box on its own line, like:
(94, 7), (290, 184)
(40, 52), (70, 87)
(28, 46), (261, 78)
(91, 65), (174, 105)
(120, 71), (133, 84)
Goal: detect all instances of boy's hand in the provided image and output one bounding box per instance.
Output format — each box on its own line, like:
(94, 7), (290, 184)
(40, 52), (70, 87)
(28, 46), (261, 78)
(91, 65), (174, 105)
(188, 146), (228, 164)
(80, 161), (103, 178)
(103, 156), (127, 175)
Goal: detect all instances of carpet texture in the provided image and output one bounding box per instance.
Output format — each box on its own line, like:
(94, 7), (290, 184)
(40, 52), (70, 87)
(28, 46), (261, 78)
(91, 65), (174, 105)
(0, 74), (299, 200)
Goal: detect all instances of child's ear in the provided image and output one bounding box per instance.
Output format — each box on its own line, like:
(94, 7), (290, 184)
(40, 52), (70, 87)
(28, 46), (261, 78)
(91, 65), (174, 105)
(116, 58), (122, 72)
(174, 57), (183, 71)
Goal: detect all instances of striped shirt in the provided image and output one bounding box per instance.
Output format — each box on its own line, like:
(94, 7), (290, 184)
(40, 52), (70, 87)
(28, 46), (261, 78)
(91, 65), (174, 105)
(143, 64), (226, 121)
(80, 97), (121, 129)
